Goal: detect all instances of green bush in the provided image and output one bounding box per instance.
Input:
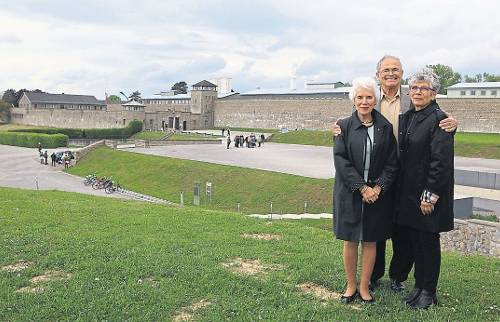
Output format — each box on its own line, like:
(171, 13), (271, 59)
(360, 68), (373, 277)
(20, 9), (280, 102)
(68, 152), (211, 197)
(9, 127), (84, 138)
(0, 132), (68, 148)
(7, 120), (143, 139)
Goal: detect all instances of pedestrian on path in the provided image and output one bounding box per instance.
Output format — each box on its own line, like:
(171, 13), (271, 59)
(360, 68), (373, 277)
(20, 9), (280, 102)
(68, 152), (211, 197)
(226, 134), (231, 149)
(43, 150), (48, 165)
(51, 152), (57, 166)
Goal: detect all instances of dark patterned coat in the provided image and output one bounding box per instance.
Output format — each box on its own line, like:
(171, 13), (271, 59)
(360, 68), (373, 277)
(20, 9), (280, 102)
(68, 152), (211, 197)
(334, 110), (399, 242)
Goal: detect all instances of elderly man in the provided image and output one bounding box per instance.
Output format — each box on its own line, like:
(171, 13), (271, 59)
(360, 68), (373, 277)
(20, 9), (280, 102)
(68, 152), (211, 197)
(333, 55), (457, 292)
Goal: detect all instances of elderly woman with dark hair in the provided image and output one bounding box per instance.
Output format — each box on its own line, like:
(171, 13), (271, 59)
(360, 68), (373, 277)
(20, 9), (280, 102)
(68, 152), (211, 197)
(396, 69), (454, 309)
(334, 77), (398, 304)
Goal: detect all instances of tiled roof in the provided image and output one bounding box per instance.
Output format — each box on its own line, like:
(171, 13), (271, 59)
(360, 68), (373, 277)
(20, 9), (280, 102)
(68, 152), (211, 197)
(25, 92), (105, 105)
(192, 80), (217, 88)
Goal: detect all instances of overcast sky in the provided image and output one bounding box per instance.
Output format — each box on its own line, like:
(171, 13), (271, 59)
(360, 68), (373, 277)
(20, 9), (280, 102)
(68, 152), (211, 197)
(1, 0), (499, 98)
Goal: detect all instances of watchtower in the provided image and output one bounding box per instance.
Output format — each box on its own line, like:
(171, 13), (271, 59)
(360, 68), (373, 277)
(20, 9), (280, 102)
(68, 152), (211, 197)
(190, 80), (217, 129)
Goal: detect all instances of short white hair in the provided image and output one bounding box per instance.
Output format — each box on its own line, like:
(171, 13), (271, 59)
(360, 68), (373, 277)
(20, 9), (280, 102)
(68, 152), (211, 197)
(376, 55), (402, 72)
(349, 77), (380, 104)
(408, 68), (441, 92)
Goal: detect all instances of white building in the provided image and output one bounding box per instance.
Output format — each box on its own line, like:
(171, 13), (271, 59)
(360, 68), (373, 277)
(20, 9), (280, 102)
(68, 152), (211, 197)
(446, 82), (500, 98)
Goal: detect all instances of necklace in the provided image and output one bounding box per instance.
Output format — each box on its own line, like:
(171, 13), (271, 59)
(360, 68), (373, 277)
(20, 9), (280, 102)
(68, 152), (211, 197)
(361, 120), (373, 127)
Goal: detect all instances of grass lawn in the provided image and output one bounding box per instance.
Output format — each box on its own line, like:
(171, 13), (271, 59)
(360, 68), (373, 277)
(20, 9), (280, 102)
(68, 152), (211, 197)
(133, 131), (167, 140)
(269, 130), (500, 159)
(0, 187), (498, 321)
(67, 146), (333, 214)
(269, 130), (333, 147)
(170, 133), (223, 141)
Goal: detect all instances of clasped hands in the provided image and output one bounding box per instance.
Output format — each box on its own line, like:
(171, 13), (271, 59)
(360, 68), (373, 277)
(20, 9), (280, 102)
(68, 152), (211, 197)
(361, 185), (381, 204)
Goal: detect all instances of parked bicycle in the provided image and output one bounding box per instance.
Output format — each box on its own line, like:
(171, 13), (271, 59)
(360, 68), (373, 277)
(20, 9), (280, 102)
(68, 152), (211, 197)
(105, 180), (121, 194)
(92, 176), (113, 190)
(83, 173), (97, 186)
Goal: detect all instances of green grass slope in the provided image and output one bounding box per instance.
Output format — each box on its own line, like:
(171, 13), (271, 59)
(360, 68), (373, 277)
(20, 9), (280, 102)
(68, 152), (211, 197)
(67, 146), (333, 214)
(0, 188), (498, 321)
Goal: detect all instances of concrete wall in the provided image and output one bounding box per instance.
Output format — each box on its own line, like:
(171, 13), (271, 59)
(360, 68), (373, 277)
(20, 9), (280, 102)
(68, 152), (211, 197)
(438, 98), (500, 132)
(441, 219), (499, 257)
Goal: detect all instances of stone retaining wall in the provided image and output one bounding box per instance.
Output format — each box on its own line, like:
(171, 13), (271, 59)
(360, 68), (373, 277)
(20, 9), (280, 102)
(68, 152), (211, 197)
(441, 219), (499, 257)
(74, 140), (105, 163)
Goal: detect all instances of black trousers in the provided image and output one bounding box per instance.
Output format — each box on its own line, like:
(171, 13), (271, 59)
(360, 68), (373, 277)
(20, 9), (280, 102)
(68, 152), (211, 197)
(371, 225), (414, 283)
(408, 228), (441, 294)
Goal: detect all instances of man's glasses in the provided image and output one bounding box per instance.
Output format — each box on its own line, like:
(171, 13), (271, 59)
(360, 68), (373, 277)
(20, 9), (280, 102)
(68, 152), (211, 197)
(380, 68), (401, 74)
(410, 86), (434, 92)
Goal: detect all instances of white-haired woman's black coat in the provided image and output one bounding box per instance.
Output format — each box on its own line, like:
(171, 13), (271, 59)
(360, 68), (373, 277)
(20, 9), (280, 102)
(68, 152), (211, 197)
(334, 110), (399, 242)
(395, 101), (454, 232)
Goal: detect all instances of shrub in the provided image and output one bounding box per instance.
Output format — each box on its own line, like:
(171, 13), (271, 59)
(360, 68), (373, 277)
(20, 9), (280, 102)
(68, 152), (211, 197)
(0, 132), (68, 148)
(9, 127), (84, 138)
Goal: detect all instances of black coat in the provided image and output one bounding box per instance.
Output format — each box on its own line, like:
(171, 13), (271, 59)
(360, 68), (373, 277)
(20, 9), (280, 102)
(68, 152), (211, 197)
(396, 101), (454, 233)
(333, 110), (399, 242)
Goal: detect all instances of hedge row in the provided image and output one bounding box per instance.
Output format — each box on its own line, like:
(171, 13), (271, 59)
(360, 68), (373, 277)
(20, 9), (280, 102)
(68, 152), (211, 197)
(0, 132), (68, 148)
(8, 120), (143, 139)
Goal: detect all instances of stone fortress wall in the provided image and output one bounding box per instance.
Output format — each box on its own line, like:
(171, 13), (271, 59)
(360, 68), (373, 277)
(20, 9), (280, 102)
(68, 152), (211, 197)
(214, 97), (500, 133)
(10, 95), (500, 133)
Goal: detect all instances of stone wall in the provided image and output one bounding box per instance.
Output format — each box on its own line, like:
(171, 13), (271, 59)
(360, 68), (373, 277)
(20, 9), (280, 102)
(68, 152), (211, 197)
(214, 97), (500, 132)
(215, 98), (353, 130)
(441, 219), (499, 257)
(73, 140), (105, 163)
(11, 108), (145, 129)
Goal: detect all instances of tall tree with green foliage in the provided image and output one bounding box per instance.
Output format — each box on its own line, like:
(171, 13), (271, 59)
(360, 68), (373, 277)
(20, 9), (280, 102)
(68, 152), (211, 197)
(108, 95), (121, 102)
(171, 81), (188, 94)
(1, 89), (17, 106)
(0, 100), (12, 123)
(426, 64), (462, 94)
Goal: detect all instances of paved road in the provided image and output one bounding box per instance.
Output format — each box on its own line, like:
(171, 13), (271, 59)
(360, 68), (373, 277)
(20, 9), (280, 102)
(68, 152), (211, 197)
(125, 142), (500, 179)
(0, 144), (126, 198)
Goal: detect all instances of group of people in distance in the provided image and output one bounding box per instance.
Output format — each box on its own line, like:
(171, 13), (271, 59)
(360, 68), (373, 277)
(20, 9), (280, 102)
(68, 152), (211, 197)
(227, 133), (266, 149)
(332, 55), (457, 309)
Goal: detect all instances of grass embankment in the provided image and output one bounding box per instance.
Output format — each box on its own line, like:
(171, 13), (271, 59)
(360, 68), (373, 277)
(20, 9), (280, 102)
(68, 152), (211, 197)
(269, 130), (334, 147)
(170, 133), (222, 141)
(269, 130), (500, 159)
(132, 131), (166, 140)
(67, 146), (332, 214)
(454, 132), (500, 159)
(0, 187), (498, 321)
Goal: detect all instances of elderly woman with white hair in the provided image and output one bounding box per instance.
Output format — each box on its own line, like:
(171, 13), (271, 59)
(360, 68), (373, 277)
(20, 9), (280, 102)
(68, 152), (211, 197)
(334, 77), (398, 304)
(395, 69), (454, 309)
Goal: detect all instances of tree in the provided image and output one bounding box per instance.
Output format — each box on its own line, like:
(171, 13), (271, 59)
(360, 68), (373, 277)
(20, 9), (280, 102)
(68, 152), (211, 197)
(171, 81), (188, 94)
(129, 91), (141, 100)
(108, 95), (121, 102)
(2, 89), (17, 106)
(426, 64), (462, 94)
(0, 100), (11, 123)
(482, 73), (500, 82)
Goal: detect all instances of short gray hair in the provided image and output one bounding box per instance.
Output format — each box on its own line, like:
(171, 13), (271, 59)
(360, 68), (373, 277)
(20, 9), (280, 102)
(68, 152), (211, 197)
(408, 68), (441, 92)
(349, 77), (380, 104)
(376, 55), (402, 72)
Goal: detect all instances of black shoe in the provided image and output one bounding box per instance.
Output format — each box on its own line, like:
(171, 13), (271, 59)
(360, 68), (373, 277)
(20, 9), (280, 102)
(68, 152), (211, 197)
(404, 288), (422, 305)
(409, 289), (437, 309)
(369, 280), (380, 292)
(390, 279), (404, 292)
(360, 292), (375, 304)
(340, 290), (358, 304)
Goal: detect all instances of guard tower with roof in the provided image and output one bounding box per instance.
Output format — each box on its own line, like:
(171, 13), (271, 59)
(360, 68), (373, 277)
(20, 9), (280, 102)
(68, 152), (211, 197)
(190, 80), (217, 129)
